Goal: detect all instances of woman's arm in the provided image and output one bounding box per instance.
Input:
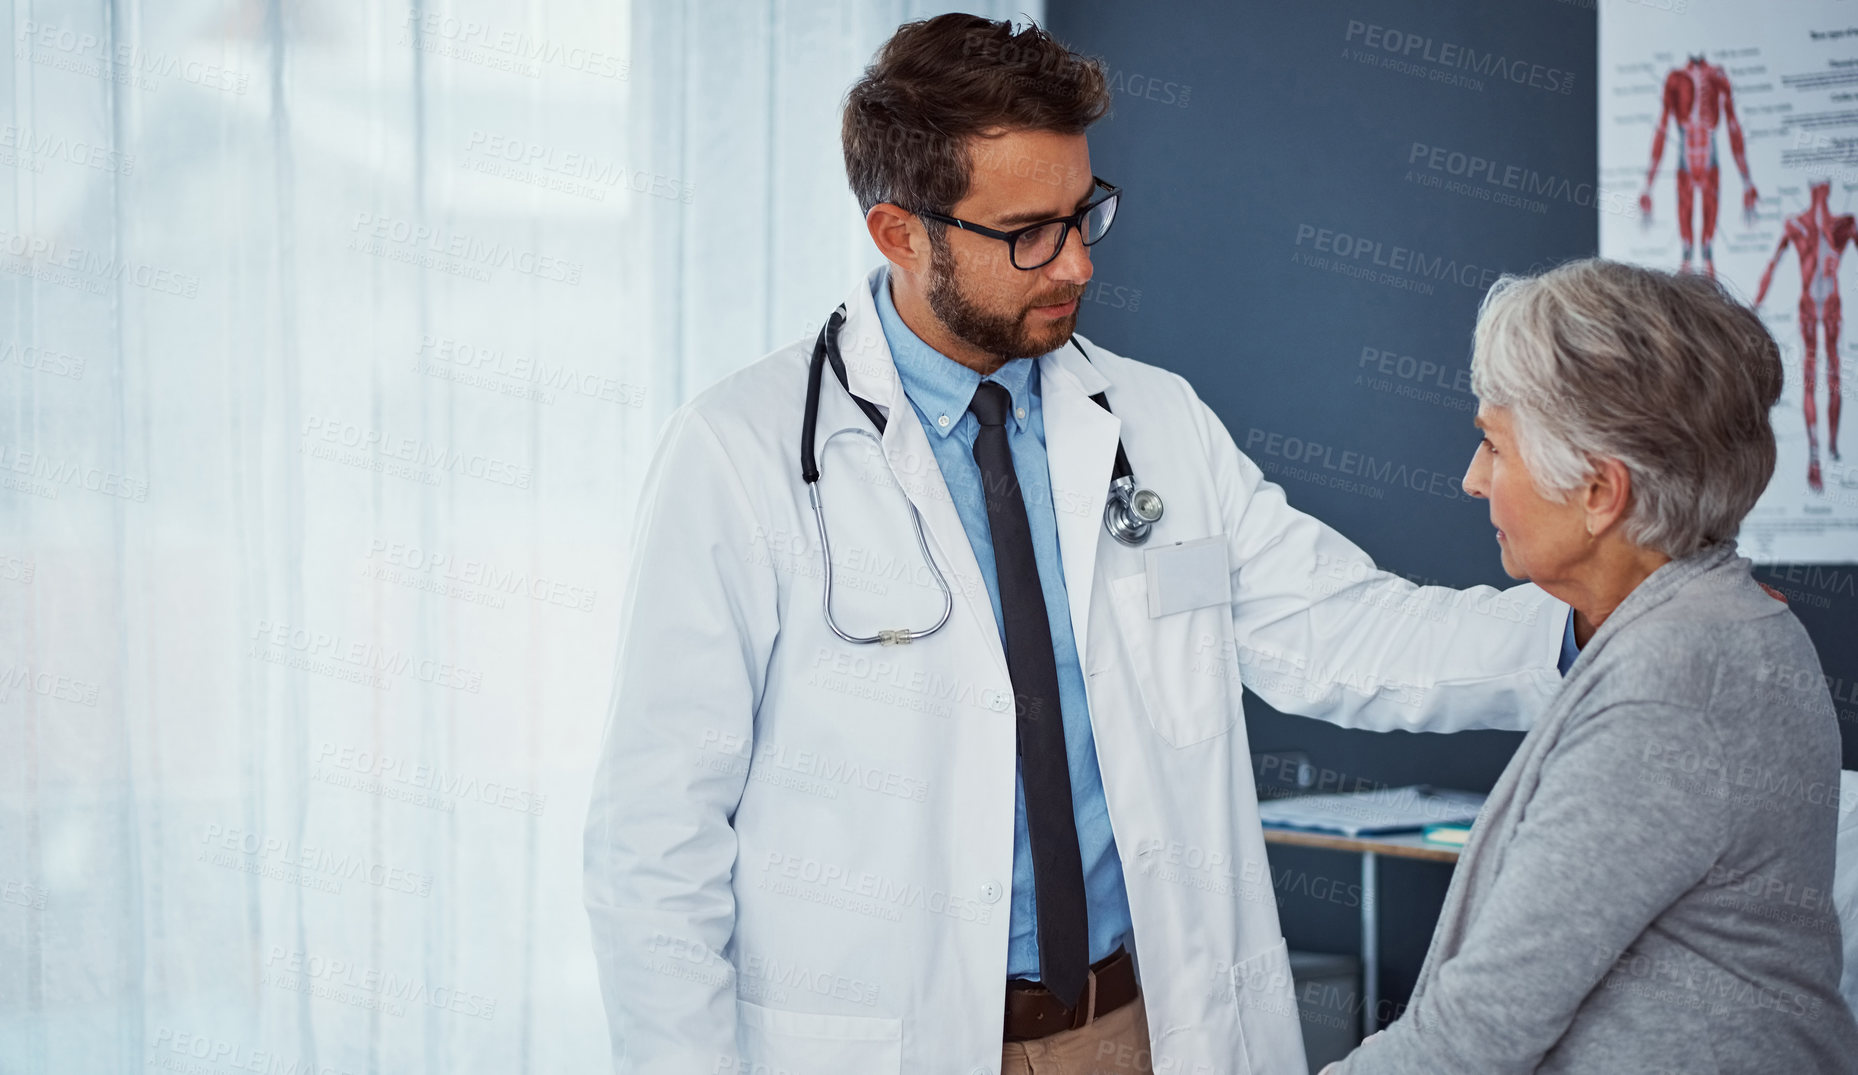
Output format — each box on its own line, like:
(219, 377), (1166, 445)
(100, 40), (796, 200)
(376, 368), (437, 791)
(1333, 697), (1730, 1074)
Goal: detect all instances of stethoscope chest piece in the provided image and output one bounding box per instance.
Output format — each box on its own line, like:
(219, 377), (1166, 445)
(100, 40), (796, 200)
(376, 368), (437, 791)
(1104, 474), (1164, 546)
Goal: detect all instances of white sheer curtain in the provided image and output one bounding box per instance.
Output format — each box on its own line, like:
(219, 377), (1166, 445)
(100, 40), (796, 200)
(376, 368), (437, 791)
(0, 1), (1035, 1073)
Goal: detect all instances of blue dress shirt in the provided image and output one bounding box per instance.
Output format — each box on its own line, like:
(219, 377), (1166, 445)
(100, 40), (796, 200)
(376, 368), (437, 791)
(1559, 613), (1580, 675)
(872, 273), (1132, 979)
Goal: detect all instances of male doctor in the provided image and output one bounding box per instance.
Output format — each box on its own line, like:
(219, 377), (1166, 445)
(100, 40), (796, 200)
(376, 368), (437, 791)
(586, 14), (1577, 1075)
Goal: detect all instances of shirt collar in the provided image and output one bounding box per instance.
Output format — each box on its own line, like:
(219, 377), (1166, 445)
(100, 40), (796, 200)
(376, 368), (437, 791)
(872, 269), (1036, 438)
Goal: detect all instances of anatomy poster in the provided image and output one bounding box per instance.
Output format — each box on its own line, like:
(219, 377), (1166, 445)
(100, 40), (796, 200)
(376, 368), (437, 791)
(1600, 0), (1858, 564)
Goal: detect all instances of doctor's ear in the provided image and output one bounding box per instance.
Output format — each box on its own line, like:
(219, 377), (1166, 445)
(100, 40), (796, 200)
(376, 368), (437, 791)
(866, 203), (934, 273)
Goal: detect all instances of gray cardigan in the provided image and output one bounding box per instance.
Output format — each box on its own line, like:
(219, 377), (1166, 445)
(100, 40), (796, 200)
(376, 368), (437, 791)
(1335, 542), (1858, 1074)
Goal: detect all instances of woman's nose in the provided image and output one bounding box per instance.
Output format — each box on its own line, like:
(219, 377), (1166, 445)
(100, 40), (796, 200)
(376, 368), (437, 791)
(1462, 453), (1488, 499)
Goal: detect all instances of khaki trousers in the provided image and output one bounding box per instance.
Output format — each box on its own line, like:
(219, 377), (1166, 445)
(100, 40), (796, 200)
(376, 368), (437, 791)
(999, 993), (1152, 1075)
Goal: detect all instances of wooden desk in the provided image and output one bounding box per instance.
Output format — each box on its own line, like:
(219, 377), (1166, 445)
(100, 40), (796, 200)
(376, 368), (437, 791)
(1261, 827), (1463, 1037)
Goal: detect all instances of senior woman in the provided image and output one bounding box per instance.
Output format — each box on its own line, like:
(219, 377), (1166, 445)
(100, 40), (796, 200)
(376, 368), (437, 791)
(1326, 259), (1858, 1074)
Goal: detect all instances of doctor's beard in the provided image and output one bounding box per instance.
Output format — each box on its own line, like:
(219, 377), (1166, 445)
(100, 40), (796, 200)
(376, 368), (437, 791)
(926, 237), (1083, 360)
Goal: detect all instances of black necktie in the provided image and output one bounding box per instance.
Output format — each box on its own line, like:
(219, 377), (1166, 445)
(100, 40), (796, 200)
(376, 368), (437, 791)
(968, 379), (1089, 1010)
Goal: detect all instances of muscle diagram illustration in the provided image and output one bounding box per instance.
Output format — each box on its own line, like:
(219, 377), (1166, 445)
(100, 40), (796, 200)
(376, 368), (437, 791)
(1640, 54), (1758, 277)
(1757, 180), (1852, 492)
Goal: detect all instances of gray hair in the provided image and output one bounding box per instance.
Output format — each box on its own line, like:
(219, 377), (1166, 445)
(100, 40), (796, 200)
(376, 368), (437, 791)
(1470, 258), (1782, 558)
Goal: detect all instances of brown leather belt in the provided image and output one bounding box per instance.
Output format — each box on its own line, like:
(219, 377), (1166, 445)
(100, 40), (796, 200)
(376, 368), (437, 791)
(1002, 946), (1139, 1042)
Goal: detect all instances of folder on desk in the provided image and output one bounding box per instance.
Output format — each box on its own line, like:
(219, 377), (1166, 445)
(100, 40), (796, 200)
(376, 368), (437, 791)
(1422, 822), (1473, 847)
(1256, 785), (1485, 837)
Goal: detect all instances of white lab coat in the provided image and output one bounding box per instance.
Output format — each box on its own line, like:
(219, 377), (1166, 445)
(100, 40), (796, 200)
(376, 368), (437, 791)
(585, 268), (1568, 1075)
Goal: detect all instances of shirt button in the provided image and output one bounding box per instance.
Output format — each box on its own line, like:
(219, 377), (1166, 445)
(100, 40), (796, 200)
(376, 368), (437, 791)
(937, 414), (950, 428)
(1015, 407), (1026, 421)
(989, 693), (1010, 713)
(979, 881), (1002, 903)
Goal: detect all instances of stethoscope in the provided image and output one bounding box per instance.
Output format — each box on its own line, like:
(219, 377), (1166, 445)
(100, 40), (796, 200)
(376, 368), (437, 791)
(799, 304), (1163, 646)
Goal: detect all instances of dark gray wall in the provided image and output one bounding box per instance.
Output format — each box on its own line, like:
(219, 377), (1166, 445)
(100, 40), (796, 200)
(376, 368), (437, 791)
(1047, 0), (1858, 1027)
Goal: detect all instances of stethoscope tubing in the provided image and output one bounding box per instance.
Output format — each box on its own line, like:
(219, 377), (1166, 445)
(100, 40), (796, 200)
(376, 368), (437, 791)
(799, 305), (1159, 643)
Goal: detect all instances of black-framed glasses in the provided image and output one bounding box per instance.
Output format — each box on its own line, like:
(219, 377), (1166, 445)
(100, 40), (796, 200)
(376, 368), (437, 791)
(916, 176), (1120, 270)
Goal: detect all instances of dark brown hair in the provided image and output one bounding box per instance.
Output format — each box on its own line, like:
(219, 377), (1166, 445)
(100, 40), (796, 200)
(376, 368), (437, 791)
(841, 14), (1110, 224)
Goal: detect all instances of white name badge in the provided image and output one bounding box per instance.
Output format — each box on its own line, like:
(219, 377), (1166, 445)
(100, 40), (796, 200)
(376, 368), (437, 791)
(1143, 534), (1232, 618)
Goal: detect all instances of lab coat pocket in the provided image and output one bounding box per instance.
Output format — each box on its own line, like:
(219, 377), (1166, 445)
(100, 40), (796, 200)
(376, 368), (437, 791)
(1108, 569), (1237, 747)
(737, 1000), (903, 1073)
(1228, 939), (1305, 1075)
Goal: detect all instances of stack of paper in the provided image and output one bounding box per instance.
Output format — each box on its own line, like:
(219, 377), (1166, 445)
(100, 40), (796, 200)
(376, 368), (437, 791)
(1256, 785), (1485, 838)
